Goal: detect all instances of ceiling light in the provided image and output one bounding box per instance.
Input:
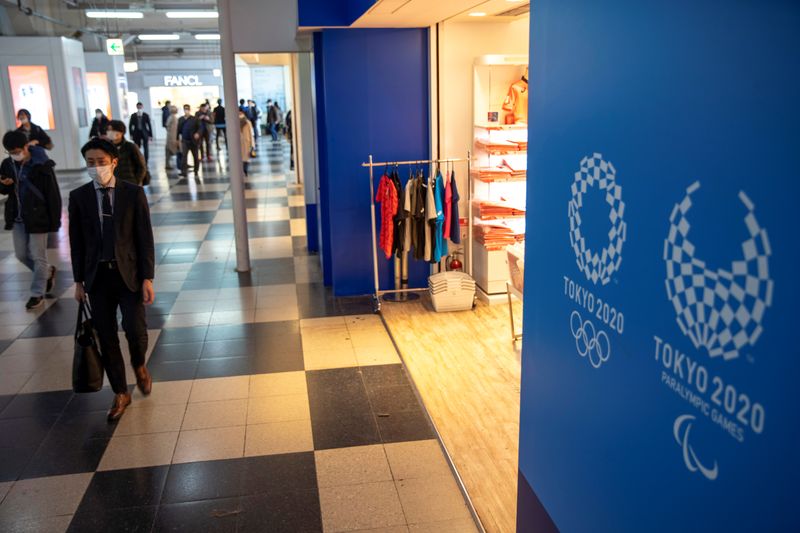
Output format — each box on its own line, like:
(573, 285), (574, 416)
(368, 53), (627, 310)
(165, 11), (218, 19)
(469, 12), (487, 17)
(195, 34), (221, 41)
(123, 61), (138, 72)
(213, 68), (221, 77)
(86, 11), (143, 19)
(138, 34), (181, 41)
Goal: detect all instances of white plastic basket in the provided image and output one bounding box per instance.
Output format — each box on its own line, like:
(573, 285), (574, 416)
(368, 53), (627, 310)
(429, 272), (476, 312)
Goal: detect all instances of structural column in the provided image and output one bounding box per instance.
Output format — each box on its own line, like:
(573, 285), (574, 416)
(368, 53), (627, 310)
(217, 0), (250, 271)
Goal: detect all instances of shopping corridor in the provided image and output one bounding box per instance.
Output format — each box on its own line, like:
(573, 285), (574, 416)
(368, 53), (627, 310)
(0, 140), (477, 533)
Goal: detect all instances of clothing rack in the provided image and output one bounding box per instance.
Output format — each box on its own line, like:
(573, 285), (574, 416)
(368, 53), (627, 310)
(362, 153), (472, 311)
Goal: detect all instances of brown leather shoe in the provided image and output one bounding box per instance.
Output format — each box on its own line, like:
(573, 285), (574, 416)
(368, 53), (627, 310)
(135, 366), (152, 396)
(107, 392), (132, 422)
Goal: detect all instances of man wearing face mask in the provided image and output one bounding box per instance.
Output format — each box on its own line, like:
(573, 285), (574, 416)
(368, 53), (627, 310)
(128, 102), (153, 163)
(69, 138), (155, 421)
(0, 132), (61, 310)
(177, 105), (201, 178)
(105, 120), (146, 186)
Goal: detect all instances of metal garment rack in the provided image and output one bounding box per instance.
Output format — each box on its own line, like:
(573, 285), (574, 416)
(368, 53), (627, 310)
(362, 153), (472, 312)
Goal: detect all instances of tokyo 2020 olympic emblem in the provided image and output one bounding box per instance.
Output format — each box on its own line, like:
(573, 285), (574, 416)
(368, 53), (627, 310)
(664, 181), (773, 361)
(569, 153), (627, 286)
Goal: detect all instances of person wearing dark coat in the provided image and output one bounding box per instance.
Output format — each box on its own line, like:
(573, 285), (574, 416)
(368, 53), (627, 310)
(69, 138), (155, 422)
(177, 105), (201, 177)
(128, 102), (153, 163)
(106, 120), (147, 186)
(0, 131), (61, 310)
(161, 100), (171, 128)
(15, 109), (53, 150)
(89, 109), (110, 139)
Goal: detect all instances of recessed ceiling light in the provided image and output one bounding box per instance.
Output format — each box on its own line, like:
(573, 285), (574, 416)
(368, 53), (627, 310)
(469, 12), (487, 17)
(195, 34), (221, 41)
(213, 68), (222, 77)
(86, 11), (143, 19)
(138, 34), (181, 41)
(123, 62), (138, 72)
(165, 11), (218, 19)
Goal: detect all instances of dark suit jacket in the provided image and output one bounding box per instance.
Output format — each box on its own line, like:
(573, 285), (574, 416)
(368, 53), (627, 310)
(68, 180), (155, 293)
(128, 113), (153, 142)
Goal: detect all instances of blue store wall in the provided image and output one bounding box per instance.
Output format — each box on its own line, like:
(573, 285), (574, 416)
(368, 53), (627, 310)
(517, 1), (799, 531)
(313, 28), (431, 297)
(298, 0), (376, 28)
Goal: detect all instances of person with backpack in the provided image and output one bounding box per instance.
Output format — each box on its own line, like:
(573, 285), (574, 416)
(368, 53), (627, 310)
(0, 131), (61, 310)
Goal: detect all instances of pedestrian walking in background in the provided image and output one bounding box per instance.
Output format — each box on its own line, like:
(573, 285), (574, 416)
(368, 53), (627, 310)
(213, 99), (227, 151)
(178, 105), (201, 178)
(165, 106), (180, 171)
(89, 109), (110, 139)
(196, 102), (214, 162)
(247, 100), (260, 141)
(105, 120), (147, 186)
(161, 100), (171, 129)
(128, 102), (153, 163)
(69, 138), (155, 422)
(0, 131), (61, 310)
(15, 109), (53, 150)
(240, 109), (254, 177)
(267, 100), (279, 142)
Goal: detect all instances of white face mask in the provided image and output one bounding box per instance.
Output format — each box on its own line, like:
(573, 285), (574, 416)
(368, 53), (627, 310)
(88, 165), (114, 186)
(10, 153), (25, 162)
(96, 113), (103, 119)
(137, 109), (143, 115)
(18, 116), (29, 125)
(107, 131), (122, 142)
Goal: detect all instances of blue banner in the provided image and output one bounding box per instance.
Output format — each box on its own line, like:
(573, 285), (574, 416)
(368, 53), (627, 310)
(518, 1), (800, 531)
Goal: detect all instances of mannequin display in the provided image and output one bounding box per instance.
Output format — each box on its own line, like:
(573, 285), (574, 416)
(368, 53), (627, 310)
(502, 68), (529, 124)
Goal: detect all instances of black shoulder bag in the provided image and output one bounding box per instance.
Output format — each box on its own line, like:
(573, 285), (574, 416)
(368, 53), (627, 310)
(72, 300), (104, 393)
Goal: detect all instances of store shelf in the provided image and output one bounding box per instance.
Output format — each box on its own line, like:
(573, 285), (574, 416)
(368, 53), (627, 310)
(474, 122), (529, 131)
(474, 139), (527, 155)
(470, 171), (526, 183)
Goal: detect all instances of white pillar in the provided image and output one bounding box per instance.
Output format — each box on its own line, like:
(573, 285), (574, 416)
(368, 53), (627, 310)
(218, 0), (250, 272)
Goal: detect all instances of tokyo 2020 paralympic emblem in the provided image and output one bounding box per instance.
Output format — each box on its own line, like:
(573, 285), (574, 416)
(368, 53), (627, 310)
(569, 153), (627, 286)
(664, 181), (773, 361)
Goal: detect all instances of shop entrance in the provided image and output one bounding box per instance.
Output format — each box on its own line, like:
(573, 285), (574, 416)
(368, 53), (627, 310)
(347, 6), (532, 533)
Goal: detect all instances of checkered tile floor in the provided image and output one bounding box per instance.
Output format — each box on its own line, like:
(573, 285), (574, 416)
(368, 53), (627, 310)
(0, 139), (477, 532)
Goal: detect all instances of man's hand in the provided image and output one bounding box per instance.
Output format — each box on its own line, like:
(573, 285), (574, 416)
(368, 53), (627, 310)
(27, 139), (39, 146)
(74, 282), (86, 302)
(0, 177), (13, 186)
(142, 279), (155, 305)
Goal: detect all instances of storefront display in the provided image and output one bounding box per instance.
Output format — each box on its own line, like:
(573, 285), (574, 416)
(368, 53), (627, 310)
(471, 58), (528, 299)
(87, 72), (113, 118)
(8, 65), (55, 129)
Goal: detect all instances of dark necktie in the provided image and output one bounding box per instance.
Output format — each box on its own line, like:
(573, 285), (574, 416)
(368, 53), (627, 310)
(100, 188), (115, 261)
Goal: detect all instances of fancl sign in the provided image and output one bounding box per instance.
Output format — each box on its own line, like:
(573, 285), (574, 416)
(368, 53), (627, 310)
(163, 75), (203, 87)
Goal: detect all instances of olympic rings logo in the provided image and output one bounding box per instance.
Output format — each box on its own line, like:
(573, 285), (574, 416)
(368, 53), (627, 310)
(570, 311), (611, 368)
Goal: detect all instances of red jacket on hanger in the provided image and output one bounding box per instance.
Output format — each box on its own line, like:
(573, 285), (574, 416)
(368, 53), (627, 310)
(376, 173), (398, 259)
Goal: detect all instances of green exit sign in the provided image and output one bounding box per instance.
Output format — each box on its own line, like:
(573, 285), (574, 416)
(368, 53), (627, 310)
(106, 39), (124, 56)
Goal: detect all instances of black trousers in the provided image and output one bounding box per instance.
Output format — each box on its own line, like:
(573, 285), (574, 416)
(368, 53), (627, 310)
(215, 126), (227, 150)
(181, 140), (199, 175)
(88, 264), (148, 394)
(135, 136), (150, 162)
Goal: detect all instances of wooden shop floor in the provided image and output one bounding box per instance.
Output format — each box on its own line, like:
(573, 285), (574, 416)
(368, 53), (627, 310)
(380, 294), (522, 533)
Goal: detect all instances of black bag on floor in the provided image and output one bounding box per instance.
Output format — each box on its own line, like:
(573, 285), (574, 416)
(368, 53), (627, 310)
(72, 301), (104, 393)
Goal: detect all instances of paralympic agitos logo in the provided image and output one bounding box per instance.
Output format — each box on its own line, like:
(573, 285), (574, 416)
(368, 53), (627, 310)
(660, 182), (773, 481)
